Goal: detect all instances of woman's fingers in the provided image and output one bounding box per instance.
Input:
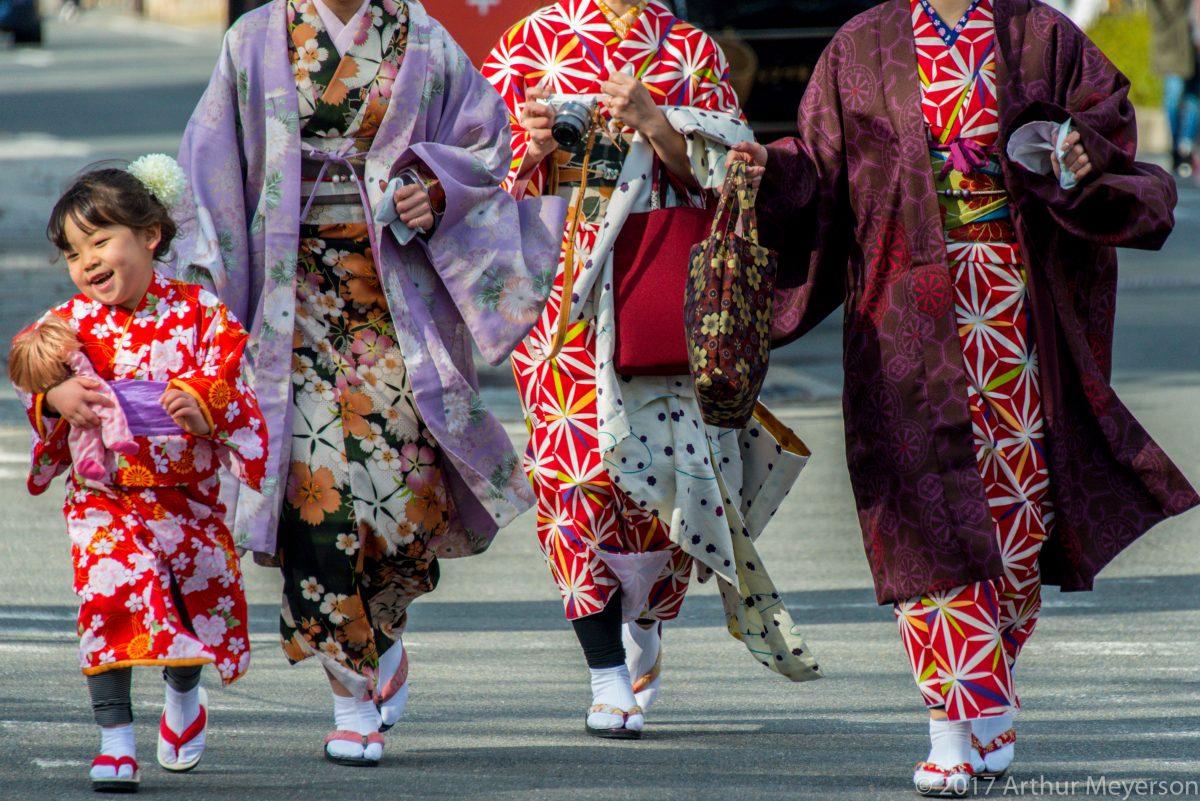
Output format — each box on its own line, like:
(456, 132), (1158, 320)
(394, 187), (428, 214)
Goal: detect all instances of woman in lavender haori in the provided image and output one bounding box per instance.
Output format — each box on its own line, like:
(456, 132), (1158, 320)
(172, 0), (564, 766)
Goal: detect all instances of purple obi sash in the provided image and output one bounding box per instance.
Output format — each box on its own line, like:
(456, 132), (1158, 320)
(110, 380), (183, 437)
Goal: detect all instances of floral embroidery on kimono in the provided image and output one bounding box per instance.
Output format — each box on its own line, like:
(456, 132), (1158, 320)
(273, 0), (451, 688)
(20, 274), (267, 682)
(173, 0), (567, 587)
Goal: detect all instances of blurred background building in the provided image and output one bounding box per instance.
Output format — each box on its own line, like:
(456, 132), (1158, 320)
(3, 0), (1184, 155)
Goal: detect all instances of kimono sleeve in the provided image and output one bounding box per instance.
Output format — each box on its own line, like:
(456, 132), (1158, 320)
(480, 21), (546, 199)
(390, 25), (565, 365)
(19, 390), (71, 496)
(757, 40), (852, 346)
(166, 296), (267, 491)
(172, 33), (254, 324)
(1007, 26), (1176, 250)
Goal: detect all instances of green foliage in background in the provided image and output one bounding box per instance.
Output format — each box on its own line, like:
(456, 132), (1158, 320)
(1087, 11), (1164, 108)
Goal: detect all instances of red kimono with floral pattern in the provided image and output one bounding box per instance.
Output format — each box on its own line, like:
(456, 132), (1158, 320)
(22, 274), (268, 682)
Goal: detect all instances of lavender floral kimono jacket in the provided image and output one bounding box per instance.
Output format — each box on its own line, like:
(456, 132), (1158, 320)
(760, 0), (1198, 604)
(172, 0), (565, 557)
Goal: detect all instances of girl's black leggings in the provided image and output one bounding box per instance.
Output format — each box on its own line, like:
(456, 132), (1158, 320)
(86, 665), (203, 727)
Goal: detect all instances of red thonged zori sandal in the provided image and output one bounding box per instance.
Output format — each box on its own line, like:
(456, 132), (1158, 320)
(913, 761), (973, 797)
(157, 687), (208, 773)
(971, 727), (1016, 778)
(90, 755), (140, 793)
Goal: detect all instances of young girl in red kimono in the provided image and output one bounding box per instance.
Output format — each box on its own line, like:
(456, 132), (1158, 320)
(732, 0), (1196, 794)
(15, 164), (268, 792)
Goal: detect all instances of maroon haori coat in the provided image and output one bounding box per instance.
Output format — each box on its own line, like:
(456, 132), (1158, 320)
(759, 0), (1198, 605)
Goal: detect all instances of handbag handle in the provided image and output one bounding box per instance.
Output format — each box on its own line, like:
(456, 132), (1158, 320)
(707, 159), (762, 246)
(543, 125), (600, 362)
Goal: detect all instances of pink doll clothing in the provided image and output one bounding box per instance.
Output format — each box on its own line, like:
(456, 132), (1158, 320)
(62, 349), (137, 481)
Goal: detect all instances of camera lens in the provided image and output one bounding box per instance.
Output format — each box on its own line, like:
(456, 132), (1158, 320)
(551, 101), (592, 149)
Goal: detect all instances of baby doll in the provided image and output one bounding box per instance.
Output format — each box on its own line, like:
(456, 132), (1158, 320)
(9, 316), (137, 480)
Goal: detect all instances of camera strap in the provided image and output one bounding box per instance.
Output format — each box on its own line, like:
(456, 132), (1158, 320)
(544, 124), (600, 362)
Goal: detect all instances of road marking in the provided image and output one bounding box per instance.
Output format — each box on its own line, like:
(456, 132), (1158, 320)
(93, 14), (221, 47)
(33, 759), (87, 769)
(12, 50), (54, 68)
(0, 133), (93, 160)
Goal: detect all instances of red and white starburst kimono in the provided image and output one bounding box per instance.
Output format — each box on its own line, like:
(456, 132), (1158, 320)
(482, 1), (739, 621)
(21, 274), (268, 683)
(893, 0), (1050, 720)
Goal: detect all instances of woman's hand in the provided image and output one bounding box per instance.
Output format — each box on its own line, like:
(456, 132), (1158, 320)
(1054, 130), (1093, 182)
(727, 141), (769, 189)
(160, 389), (211, 437)
(45, 377), (113, 430)
(600, 71), (668, 137)
(520, 83), (559, 167)
(392, 183), (436, 232)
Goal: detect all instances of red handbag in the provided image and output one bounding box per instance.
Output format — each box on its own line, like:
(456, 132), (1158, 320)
(612, 180), (712, 375)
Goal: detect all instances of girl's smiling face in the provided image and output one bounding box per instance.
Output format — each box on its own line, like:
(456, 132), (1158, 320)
(62, 217), (159, 310)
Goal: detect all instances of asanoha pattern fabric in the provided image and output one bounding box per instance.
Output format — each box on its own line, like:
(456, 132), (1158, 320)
(19, 274), (267, 682)
(758, 0), (1196, 605)
(893, 0), (1045, 720)
(485, 0), (820, 681)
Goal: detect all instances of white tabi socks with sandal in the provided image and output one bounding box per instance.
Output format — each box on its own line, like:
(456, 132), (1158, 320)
(914, 718), (974, 796)
(586, 665), (644, 739)
(326, 693), (385, 766)
(157, 686), (208, 772)
(971, 712), (1016, 777)
(91, 723), (140, 792)
(622, 621), (662, 712)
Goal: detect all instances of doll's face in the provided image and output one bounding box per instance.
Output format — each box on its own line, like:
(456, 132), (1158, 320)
(61, 217), (158, 311)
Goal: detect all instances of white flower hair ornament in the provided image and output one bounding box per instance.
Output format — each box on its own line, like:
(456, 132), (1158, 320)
(127, 153), (188, 210)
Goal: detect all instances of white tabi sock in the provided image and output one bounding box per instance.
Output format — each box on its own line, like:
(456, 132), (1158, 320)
(926, 718), (972, 768)
(159, 684), (206, 768)
(623, 621), (662, 711)
(357, 698), (384, 761)
(971, 712), (1015, 774)
(914, 718), (973, 795)
(587, 665), (643, 732)
(327, 694), (365, 761)
(163, 684), (201, 735)
(91, 724), (136, 780)
(376, 642), (409, 730)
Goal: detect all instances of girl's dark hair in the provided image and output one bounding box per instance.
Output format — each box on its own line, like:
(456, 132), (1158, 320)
(46, 166), (178, 261)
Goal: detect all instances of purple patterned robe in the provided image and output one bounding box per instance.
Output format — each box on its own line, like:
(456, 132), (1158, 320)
(171, 0), (566, 557)
(759, 0), (1199, 604)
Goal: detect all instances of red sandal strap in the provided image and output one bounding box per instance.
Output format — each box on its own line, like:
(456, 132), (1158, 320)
(972, 727), (1016, 756)
(365, 732), (385, 746)
(159, 705), (207, 749)
(588, 703), (644, 723)
(325, 729), (366, 745)
(373, 648), (409, 705)
(92, 755), (139, 772)
(915, 761), (974, 777)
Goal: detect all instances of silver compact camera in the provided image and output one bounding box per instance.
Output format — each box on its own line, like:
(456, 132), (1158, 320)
(544, 94), (603, 149)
